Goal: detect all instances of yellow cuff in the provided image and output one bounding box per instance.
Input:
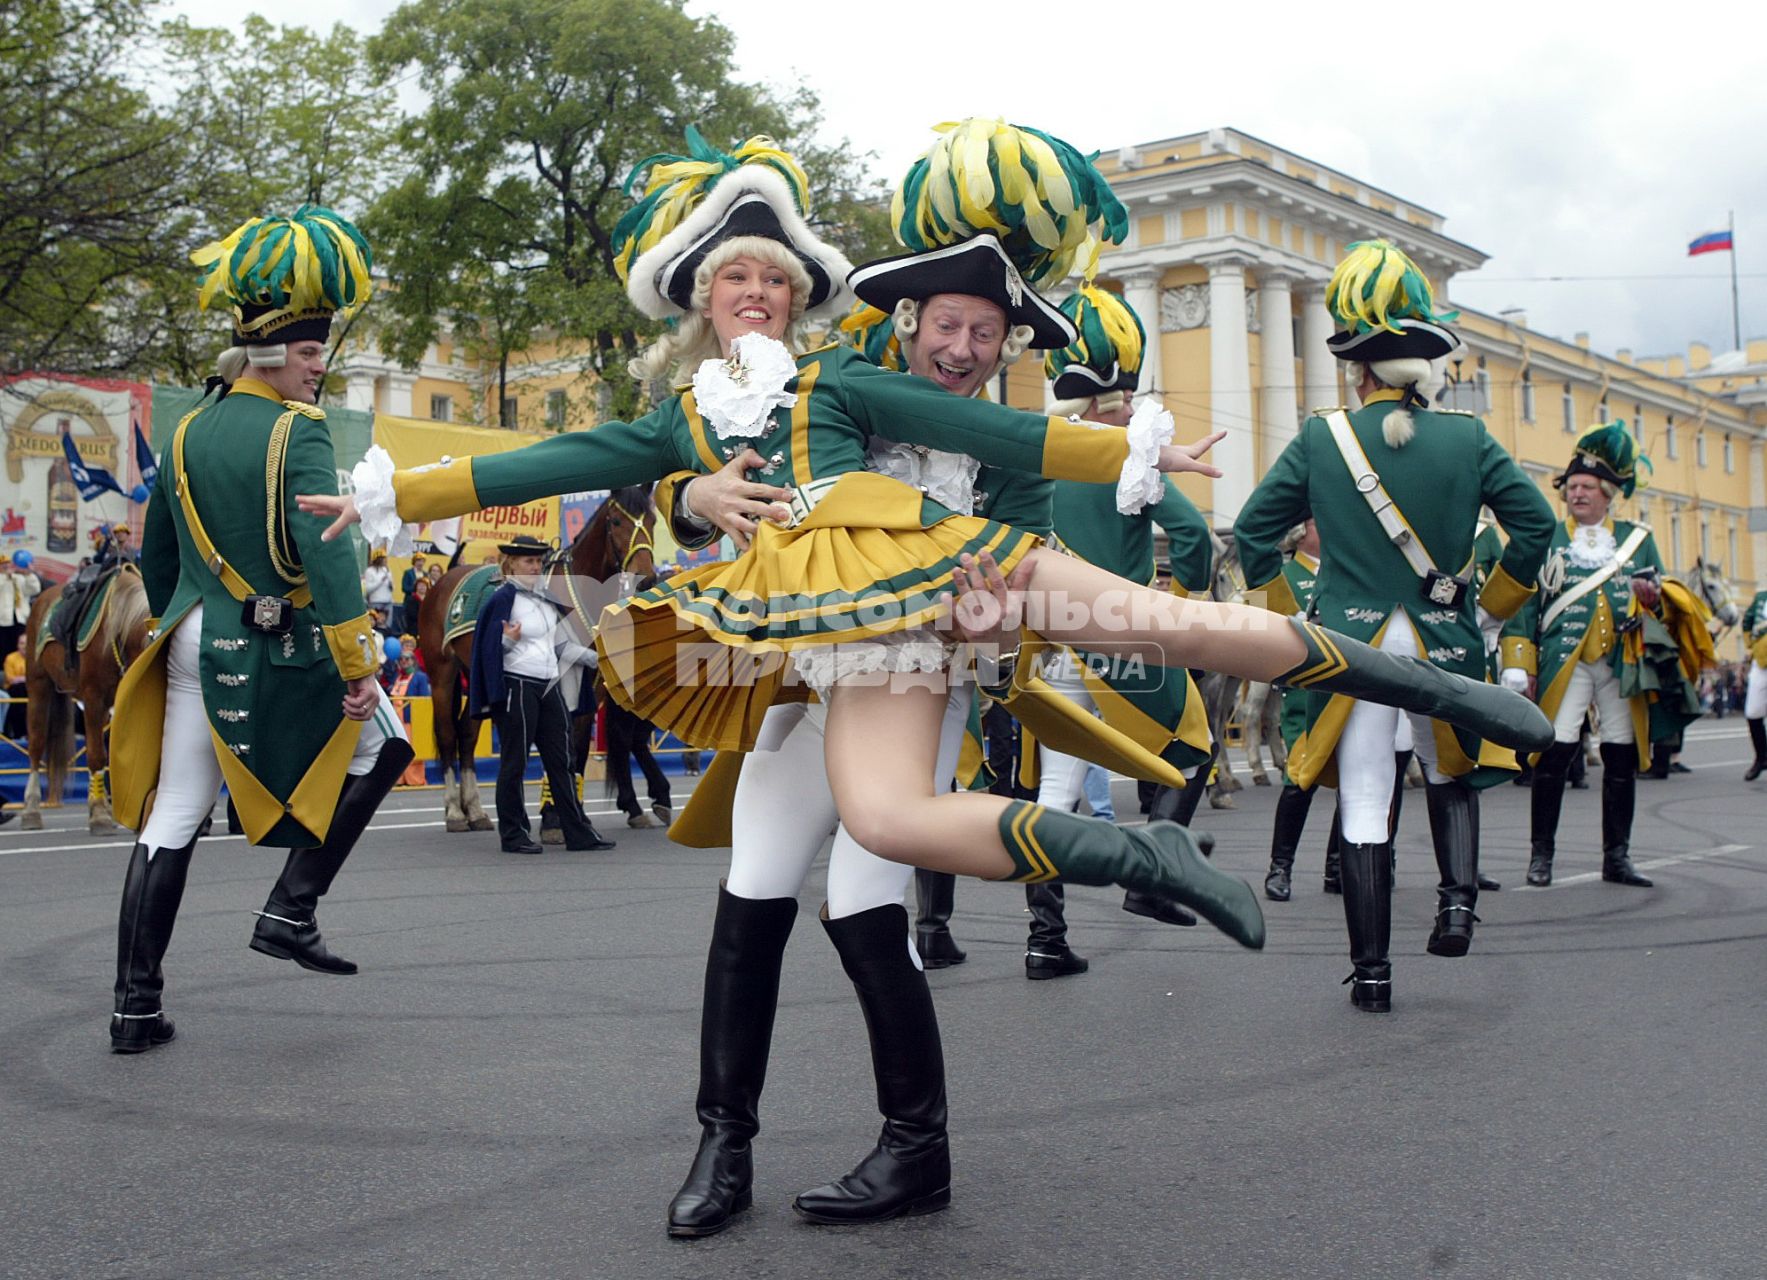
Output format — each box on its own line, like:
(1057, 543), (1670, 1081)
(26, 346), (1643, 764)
(391, 458), (481, 523)
(324, 613), (381, 681)
(1040, 417), (1126, 484)
(1499, 635), (1537, 676)
(1478, 562), (1535, 619)
(1250, 573), (1300, 618)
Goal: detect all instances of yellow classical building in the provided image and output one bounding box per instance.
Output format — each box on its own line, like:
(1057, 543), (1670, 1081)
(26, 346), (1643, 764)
(1059, 127), (1764, 656)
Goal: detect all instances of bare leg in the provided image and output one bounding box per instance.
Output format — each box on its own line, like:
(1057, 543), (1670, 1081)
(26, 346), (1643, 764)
(824, 679), (1016, 879)
(1018, 550), (1305, 680)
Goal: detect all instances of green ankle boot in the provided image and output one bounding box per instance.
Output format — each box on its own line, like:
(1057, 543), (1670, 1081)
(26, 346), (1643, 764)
(995, 802), (1264, 949)
(1278, 619), (1552, 752)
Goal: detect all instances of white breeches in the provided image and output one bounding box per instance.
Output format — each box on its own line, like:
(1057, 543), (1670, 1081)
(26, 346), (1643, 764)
(1035, 650), (1096, 814)
(137, 605), (404, 854)
(1553, 659), (1634, 745)
(726, 686), (974, 945)
(1337, 614), (1445, 843)
(1746, 662), (1767, 720)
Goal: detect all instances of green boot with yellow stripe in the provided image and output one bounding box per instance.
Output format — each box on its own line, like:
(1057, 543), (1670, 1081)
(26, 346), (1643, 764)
(995, 802), (1264, 949)
(1277, 619), (1553, 752)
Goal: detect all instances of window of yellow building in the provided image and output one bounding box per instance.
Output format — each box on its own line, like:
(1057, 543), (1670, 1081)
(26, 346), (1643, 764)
(1631, 404), (1641, 438)
(1730, 525), (1739, 570)
(1670, 511), (1682, 566)
(1700, 518), (1711, 562)
(1666, 415), (1678, 459)
(1696, 431), (1707, 468)
(431, 394), (453, 423)
(1561, 383), (1575, 432)
(1520, 369), (1535, 422)
(546, 390), (567, 429)
(1724, 434), (1735, 473)
(501, 397), (519, 429)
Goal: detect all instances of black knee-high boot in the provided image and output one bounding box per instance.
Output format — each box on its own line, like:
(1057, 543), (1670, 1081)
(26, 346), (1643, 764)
(1265, 782), (1316, 901)
(1424, 780), (1479, 957)
(794, 903), (951, 1224)
(1129, 759), (1210, 925)
(1746, 718), (1767, 781)
(1526, 740), (1581, 886)
(250, 740), (415, 975)
(1600, 743), (1652, 887)
(668, 886), (798, 1238)
(111, 837), (198, 1053)
(1339, 841), (1393, 1011)
(912, 870), (965, 968)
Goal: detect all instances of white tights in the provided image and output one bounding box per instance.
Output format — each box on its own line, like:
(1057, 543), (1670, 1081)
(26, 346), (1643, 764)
(1744, 662), (1767, 720)
(137, 605), (405, 855)
(725, 688), (973, 956)
(1336, 614), (1445, 843)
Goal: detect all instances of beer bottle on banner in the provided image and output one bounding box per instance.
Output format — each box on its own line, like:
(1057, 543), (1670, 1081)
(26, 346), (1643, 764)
(47, 420), (79, 554)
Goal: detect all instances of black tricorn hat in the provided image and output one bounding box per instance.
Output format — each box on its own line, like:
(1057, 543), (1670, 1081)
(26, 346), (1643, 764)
(496, 534), (551, 558)
(849, 234), (1076, 351)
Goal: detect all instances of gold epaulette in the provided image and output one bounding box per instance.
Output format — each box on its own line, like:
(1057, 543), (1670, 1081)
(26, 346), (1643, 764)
(798, 339), (841, 358)
(1308, 405), (1345, 417)
(281, 400), (326, 420)
(1436, 407), (1476, 418)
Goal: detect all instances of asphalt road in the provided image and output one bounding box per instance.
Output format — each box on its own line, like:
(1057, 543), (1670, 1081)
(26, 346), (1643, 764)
(3, 720), (1765, 1280)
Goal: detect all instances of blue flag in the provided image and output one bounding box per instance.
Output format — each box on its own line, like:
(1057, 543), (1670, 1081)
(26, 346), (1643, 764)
(61, 431), (128, 502)
(133, 419), (158, 490)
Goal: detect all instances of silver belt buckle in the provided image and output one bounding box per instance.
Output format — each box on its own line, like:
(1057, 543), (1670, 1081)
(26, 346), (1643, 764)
(783, 479), (835, 529)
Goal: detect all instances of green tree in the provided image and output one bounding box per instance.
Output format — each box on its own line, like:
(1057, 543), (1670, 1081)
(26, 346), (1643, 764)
(0, 0), (208, 376)
(367, 0), (886, 418)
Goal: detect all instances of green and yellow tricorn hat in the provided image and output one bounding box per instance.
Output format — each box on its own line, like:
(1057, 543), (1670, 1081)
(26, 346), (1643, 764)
(612, 127), (853, 321)
(1557, 421), (1652, 498)
(192, 205), (373, 346)
(1325, 239), (1459, 362)
(848, 119), (1128, 351)
(1044, 245), (1146, 399)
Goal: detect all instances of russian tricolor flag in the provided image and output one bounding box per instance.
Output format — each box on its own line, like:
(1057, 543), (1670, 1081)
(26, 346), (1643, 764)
(1688, 229), (1734, 256)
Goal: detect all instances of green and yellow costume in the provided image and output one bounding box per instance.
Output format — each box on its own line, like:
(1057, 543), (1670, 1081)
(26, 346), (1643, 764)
(1236, 390), (1554, 789)
(113, 379), (382, 845)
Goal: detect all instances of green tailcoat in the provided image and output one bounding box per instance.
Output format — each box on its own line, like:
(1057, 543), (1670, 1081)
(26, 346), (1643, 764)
(113, 378), (381, 847)
(1235, 395), (1555, 788)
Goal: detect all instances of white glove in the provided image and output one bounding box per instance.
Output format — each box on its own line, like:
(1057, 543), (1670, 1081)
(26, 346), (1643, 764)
(1499, 667), (1530, 693)
(1476, 605), (1502, 656)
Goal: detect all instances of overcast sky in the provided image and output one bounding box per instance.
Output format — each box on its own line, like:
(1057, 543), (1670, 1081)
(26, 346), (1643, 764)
(164, 0), (1766, 361)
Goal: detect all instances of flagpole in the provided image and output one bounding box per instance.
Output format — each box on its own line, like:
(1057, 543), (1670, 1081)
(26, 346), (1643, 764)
(1730, 210), (1742, 352)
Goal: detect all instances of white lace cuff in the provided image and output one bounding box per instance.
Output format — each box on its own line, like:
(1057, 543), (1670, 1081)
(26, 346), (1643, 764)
(349, 445), (415, 556)
(1116, 399), (1174, 515)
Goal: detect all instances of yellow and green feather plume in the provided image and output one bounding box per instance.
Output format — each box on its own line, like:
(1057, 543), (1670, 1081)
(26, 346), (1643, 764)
(839, 302), (903, 372)
(192, 204), (373, 329)
(890, 119), (1128, 286)
(612, 127), (811, 285)
(1325, 239), (1457, 336)
(1572, 421), (1652, 498)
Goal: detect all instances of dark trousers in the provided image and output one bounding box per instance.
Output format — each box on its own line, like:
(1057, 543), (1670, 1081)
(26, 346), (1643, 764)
(493, 674), (595, 846)
(605, 704), (671, 817)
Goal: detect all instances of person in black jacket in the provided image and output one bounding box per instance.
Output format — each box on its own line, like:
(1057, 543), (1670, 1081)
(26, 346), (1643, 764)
(469, 536), (613, 855)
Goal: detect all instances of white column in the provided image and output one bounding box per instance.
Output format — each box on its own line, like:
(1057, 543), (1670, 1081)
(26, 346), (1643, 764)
(1119, 269), (1163, 406)
(1257, 271), (1298, 464)
(383, 373), (419, 419)
(1204, 254), (1255, 522)
(1299, 284), (1337, 413)
(1750, 441), (1766, 607)
(343, 372), (377, 415)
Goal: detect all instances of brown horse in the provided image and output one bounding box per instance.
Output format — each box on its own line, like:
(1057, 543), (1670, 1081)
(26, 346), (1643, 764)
(416, 487), (658, 833)
(20, 566), (154, 832)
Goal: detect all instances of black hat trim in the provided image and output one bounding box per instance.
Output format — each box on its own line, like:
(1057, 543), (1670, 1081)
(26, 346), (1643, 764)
(1553, 453), (1625, 490)
(1325, 317), (1457, 362)
(849, 236), (1077, 351)
(496, 535), (551, 557)
(1052, 361), (1120, 402)
(654, 192), (836, 313)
